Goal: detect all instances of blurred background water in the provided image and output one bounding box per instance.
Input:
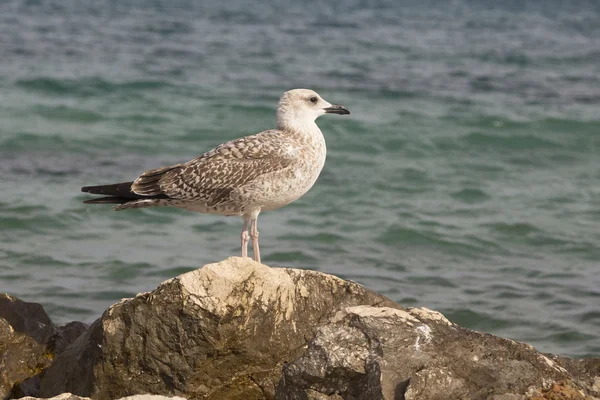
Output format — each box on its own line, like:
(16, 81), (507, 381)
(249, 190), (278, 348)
(0, 0), (599, 358)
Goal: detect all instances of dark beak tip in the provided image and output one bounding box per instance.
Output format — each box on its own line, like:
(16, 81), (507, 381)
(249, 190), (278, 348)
(324, 105), (350, 115)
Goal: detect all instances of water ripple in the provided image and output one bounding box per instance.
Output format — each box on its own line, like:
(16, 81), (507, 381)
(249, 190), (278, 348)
(1, 0), (599, 357)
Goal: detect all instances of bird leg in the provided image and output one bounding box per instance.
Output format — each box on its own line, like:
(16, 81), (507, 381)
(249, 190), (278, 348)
(250, 218), (260, 263)
(241, 217), (250, 258)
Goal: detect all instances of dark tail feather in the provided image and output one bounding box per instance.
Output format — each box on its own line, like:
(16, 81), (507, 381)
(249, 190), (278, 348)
(83, 196), (132, 205)
(81, 182), (135, 197)
(81, 181), (169, 206)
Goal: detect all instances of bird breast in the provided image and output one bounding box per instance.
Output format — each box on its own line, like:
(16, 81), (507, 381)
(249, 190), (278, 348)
(245, 133), (326, 212)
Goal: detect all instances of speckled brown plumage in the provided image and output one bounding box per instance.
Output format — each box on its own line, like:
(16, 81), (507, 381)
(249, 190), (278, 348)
(124, 130), (300, 214)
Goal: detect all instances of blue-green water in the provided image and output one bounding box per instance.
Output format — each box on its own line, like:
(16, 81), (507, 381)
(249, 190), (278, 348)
(1, 1), (599, 358)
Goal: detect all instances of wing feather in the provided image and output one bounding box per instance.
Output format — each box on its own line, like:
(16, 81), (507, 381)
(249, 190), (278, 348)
(130, 130), (296, 206)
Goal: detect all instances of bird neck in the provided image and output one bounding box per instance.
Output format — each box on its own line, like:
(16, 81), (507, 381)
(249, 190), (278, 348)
(277, 113), (322, 137)
(280, 119), (325, 146)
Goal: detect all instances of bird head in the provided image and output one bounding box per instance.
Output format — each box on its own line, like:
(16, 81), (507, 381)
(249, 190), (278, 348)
(277, 89), (350, 131)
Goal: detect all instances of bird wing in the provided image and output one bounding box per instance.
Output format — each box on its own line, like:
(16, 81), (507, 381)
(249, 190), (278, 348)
(131, 130), (297, 207)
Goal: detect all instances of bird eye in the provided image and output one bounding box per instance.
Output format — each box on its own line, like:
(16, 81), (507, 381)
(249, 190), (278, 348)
(309, 96), (318, 103)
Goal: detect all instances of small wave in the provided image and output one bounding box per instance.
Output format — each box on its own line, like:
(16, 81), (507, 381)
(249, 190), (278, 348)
(137, 20), (193, 36)
(208, 103), (274, 116)
(0, 268), (32, 281)
(462, 131), (561, 150)
(450, 188), (491, 204)
(0, 132), (171, 163)
(16, 77), (173, 96)
(192, 221), (232, 233)
(209, 9), (264, 24)
(0, 132), (102, 153)
(406, 275), (458, 288)
(2, 252), (71, 269)
(371, 88), (420, 100)
(34, 105), (103, 123)
(443, 308), (512, 331)
(580, 311), (600, 323)
(112, 114), (172, 124)
(340, 273), (405, 286)
(377, 225), (443, 245)
(539, 50), (600, 66)
(541, 329), (597, 344)
(266, 251), (318, 263)
(538, 272), (580, 280)
(145, 266), (197, 278)
(456, 117), (600, 148)
(486, 222), (541, 236)
(0, 203), (50, 213)
(90, 290), (137, 301)
(95, 260), (157, 282)
(0, 215), (70, 234)
(541, 118), (600, 137)
(107, 209), (178, 225)
(488, 224), (577, 250)
(494, 290), (528, 299)
(477, 50), (530, 67)
(44, 303), (95, 318)
(377, 224), (491, 256)
(279, 232), (346, 244)
(359, 257), (407, 272)
(544, 297), (584, 311)
(577, 289), (600, 298)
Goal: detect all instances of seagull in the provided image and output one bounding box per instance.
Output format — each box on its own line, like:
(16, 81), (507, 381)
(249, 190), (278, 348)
(81, 89), (350, 263)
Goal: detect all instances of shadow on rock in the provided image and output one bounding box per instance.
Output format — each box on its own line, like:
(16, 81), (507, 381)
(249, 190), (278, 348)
(0, 295), (88, 400)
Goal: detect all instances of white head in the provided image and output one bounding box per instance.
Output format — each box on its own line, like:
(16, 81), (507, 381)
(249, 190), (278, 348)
(276, 88), (350, 131)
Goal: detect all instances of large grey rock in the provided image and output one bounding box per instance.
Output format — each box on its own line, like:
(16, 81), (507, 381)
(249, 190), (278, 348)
(276, 305), (600, 400)
(0, 294), (88, 400)
(39, 257), (400, 400)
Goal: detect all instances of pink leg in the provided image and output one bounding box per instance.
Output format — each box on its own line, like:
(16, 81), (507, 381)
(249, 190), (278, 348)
(241, 217), (250, 258)
(250, 218), (260, 263)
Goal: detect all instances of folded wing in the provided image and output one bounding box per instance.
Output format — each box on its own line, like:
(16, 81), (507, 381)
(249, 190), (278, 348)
(130, 130), (295, 207)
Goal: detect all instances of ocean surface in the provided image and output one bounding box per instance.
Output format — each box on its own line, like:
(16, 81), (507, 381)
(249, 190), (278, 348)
(1, 0), (599, 358)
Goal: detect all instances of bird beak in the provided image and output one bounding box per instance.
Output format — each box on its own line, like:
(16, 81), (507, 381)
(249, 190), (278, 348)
(323, 104), (350, 115)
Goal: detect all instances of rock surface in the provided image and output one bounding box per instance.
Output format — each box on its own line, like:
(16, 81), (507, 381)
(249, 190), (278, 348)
(39, 257), (399, 399)
(47, 321), (89, 356)
(19, 394), (187, 400)
(0, 295), (55, 400)
(0, 295), (88, 400)
(0, 294), (55, 344)
(276, 306), (600, 400)
(3, 258), (600, 400)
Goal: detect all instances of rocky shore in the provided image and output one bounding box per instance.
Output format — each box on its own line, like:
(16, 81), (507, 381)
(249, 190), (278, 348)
(1, 257), (599, 400)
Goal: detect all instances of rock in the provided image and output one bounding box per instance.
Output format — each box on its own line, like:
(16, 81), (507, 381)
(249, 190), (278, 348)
(8, 257), (599, 399)
(0, 294), (55, 344)
(0, 294), (55, 400)
(276, 305), (600, 400)
(0, 295), (88, 400)
(47, 321), (89, 355)
(19, 393), (188, 400)
(9, 375), (44, 399)
(39, 257), (400, 400)
(118, 396), (188, 400)
(19, 393), (89, 400)
(527, 380), (597, 400)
